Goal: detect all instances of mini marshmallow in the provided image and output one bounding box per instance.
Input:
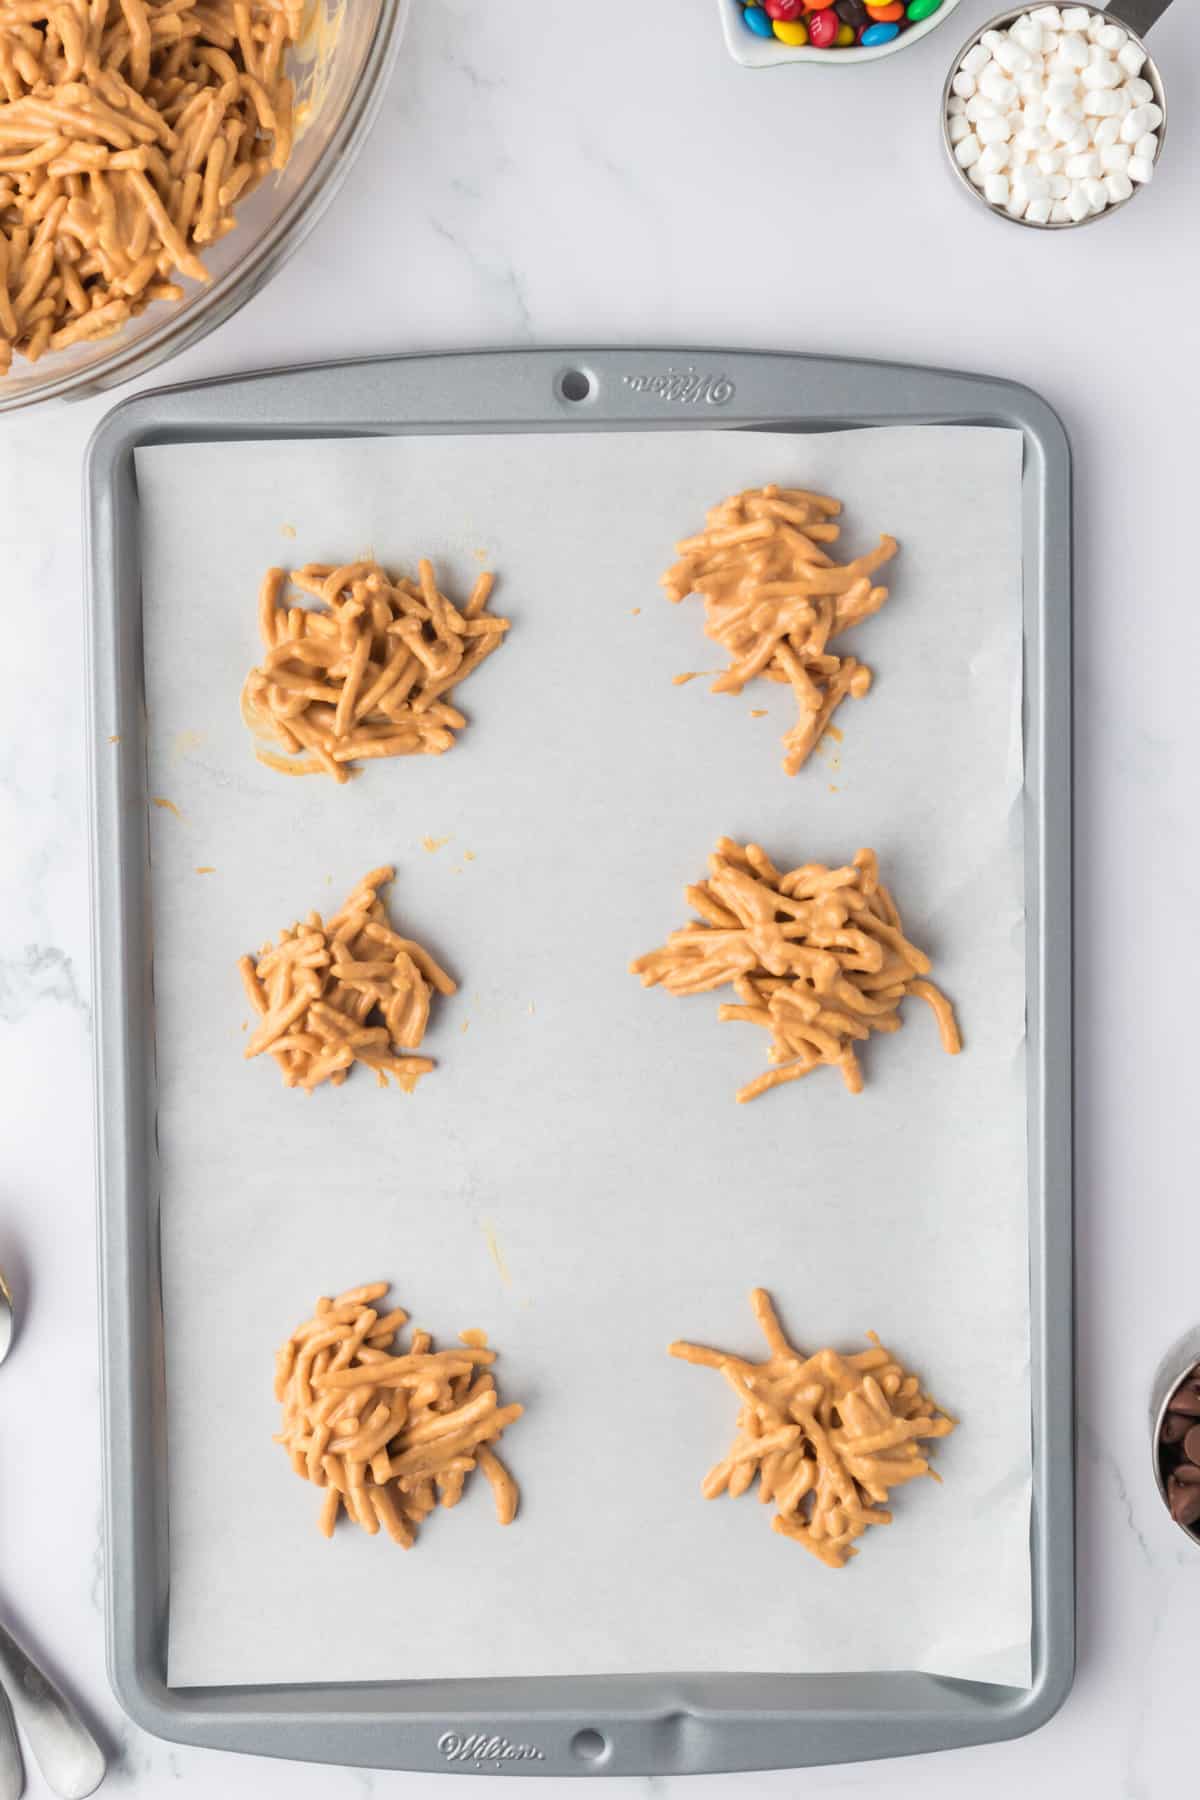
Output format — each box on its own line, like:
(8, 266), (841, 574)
(1096, 23), (1127, 52)
(1094, 117), (1122, 148)
(1018, 126), (1053, 152)
(952, 72), (977, 99)
(1100, 142), (1130, 171)
(978, 67), (1019, 105)
(1011, 22), (1044, 55)
(1122, 102), (1163, 141)
(978, 114), (1013, 145)
(1104, 170), (1134, 203)
(1061, 6), (1091, 27)
(993, 38), (1032, 74)
(1066, 124), (1092, 154)
(984, 172), (1010, 206)
(1044, 77), (1078, 108)
(1084, 176), (1108, 212)
(954, 133), (982, 169)
(1065, 150), (1100, 178)
(1037, 147), (1064, 173)
(1117, 42), (1146, 78)
(1058, 31), (1090, 68)
(961, 42), (992, 76)
(1017, 70), (1044, 98)
(965, 94), (995, 122)
(1046, 106), (1081, 142)
(1009, 142), (1030, 165)
(949, 114), (971, 144)
(1066, 184), (1090, 221)
(968, 161), (989, 188)
(1012, 166), (1049, 200)
(1026, 196), (1053, 223)
(1048, 172), (1070, 199)
(1127, 153), (1154, 183)
(1135, 132), (1158, 162)
(978, 143), (1010, 174)
(1081, 57), (1120, 90)
(981, 29), (1004, 48)
(947, 95), (967, 116)
(1032, 6), (1063, 27)
(1023, 97), (1049, 126)
(1124, 77), (1154, 106)
(1006, 191), (1029, 219)
(1051, 199), (1072, 221)
(1084, 89), (1124, 117)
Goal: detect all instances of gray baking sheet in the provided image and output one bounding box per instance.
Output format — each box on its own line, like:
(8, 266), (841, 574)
(134, 425), (1030, 1691)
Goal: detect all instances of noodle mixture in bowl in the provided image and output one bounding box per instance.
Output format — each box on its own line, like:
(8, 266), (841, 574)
(0, 0), (408, 407)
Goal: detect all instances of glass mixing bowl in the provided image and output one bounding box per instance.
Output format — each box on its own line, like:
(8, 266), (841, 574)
(0, 0), (410, 415)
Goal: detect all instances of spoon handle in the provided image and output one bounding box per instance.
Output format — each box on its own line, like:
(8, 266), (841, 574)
(1108, 0), (1174, 37)
(0, 1684), (23, 1800)
(0, 1623), (103, 1800)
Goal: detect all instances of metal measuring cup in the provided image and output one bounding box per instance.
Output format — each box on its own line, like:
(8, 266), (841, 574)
(941, 1), (1174, 228)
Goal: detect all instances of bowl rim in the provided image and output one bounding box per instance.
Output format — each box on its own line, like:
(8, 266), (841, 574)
(1151, 1333), (1200, 1547)
(940, 2), (1167, 231)
(0, 0), (411, 414)
(718, 0), (965, 66)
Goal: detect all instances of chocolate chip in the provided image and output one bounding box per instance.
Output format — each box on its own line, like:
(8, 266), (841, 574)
(1162, 1412), (1192, 1444)
(1167, 1377), (1200, 1418)
(1183, 1424), (1200, 1466)
(1174, 1461), (1200, 1486)
(1168, 1475), (1200, 1529)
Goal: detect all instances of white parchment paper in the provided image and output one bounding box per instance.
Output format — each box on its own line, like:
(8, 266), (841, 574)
(135, 426), (1030, 1690)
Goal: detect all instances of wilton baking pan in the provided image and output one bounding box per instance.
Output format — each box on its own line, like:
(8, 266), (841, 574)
(85, 348), (1073, 1775)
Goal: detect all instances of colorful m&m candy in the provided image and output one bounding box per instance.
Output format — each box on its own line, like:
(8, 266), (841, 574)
(739, 0), (943, 48)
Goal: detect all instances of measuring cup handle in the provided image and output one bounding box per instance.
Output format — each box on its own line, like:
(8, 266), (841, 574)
(1107, 0), (1173, 37)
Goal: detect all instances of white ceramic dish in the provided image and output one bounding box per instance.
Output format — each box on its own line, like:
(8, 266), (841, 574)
(718, 0), (964, 67)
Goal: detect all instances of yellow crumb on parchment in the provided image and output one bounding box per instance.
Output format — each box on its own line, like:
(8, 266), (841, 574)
(151, 796), (182, 818)
(750, 709), (768, 719)
(195, 865), (215, 874)
(107, 733), (120, 744)
(171, 728), (205, 761)
(464, 851), (476, 863)
(281, 523), (296, 539)
(482, 1220), (512, 1288)
(421, 835), (450, 854)
(631, 607), (641, 616)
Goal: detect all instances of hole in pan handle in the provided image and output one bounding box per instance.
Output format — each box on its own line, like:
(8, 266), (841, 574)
(558, 367), (594, 403)
(571, 1727), (610, 1763)
(1106, 0), (1173, 35)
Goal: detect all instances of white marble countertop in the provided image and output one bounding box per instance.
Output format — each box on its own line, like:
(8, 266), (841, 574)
(2, 0), (1198, 1793)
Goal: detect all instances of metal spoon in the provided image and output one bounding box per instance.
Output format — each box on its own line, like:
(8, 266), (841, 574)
(0, 1269), (13, 1366)
(0, 1621), (104, 1800)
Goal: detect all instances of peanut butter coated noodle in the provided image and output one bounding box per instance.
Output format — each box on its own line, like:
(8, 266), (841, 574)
(0, 0), (301, 372)
(661, 485), (897, 775)
(239, 866), (455, 1093)
(275, 1283), (523, 1546)
(242, 559), (510, 780)
(632, 841), (961, 1100)
(670, 1290), (955, 1570)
